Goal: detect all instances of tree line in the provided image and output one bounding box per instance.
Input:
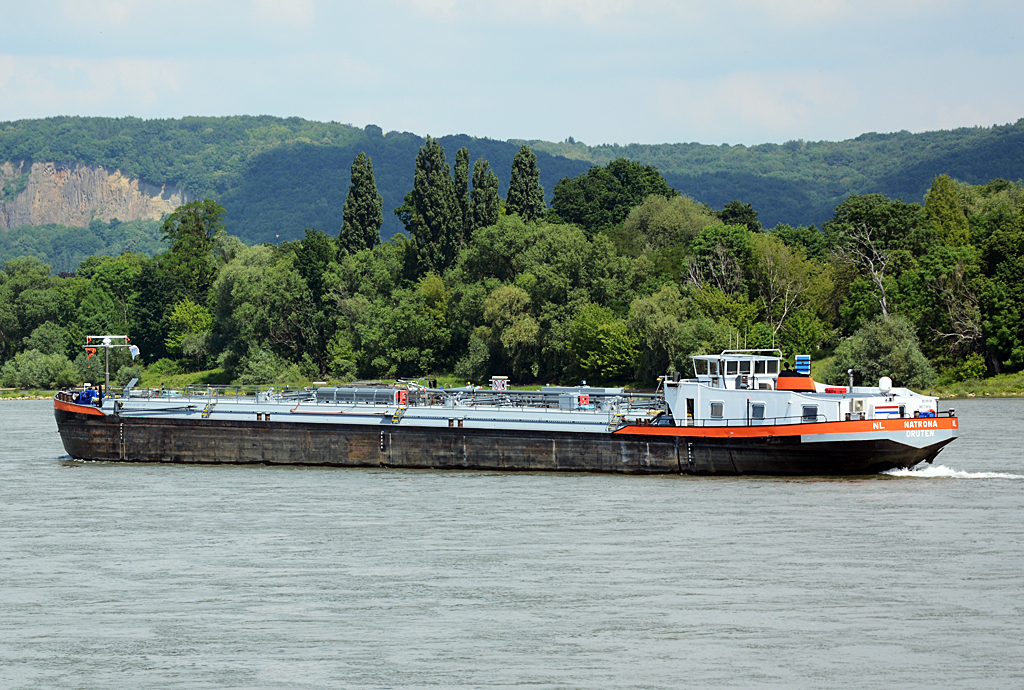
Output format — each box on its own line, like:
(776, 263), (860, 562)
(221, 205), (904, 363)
(2, 136), (1023, 391)
(3, 115), (1023, 243)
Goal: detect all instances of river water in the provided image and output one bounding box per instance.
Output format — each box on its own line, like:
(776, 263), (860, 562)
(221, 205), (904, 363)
(1, 398), (1022, 689)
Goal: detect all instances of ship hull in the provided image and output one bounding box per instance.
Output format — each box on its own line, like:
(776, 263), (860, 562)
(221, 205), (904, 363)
(55, 405), (954, 476)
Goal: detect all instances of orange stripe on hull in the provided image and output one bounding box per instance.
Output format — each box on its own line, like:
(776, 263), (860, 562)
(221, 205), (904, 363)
(615, 417), (958, 438)
(53, 398), (106, 417)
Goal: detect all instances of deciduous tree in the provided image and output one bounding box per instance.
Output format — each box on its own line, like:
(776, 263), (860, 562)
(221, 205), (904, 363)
(160, 199), (225, 304)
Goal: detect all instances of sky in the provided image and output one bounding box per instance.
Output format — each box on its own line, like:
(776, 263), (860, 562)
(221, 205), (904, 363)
(1, 0), (1022, 146)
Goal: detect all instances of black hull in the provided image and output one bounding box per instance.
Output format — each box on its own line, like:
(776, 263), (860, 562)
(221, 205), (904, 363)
(55, 407), (950, 476)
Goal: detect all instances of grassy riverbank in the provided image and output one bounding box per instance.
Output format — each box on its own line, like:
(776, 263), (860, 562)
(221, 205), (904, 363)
(928, 371), (1024, 399)
(0, 388), (54, 400)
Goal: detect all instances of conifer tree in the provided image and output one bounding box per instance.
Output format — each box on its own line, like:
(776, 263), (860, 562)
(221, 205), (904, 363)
(394, 136), (460, 273)
(454, 147), (471, 243)
(340, 152), (383, 253)
(925, 174), (970, 247)
(471, 158), (500, 233)
(506, 145), (545, 221)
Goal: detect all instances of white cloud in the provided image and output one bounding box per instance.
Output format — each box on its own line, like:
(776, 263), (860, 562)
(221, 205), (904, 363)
(391, 0), (685, 25)
(653, 70), (851, 143)
(251, 0), (316, 26)
(58, 0), (145, 25)
(740, 0), (956, 24)
(0, 54), (186, 117)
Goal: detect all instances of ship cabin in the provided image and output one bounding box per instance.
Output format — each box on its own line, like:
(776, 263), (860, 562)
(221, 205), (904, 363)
(665, 349), (939, 428)
(691, 349), (782, 391)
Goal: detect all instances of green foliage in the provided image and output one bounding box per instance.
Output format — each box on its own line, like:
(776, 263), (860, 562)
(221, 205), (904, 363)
(627, 284), (731, 381)
(1, 349), (80, 389)
(237, 345), (299, 385)
(115, 364), (144, 386)
(396, 136), (461, 274)
(453, 147), (472, 242)
(622, 194), (717, 252)
(939, 352), (987, 383)
(770, 224), (826, 260)
(716, 200), (762, 232)
(823, 193), (928, 255)
(470, 159), (500, 234)
(822, 315), (935, 388)
(1, 172), (29, 202)
(483, 284), (540, 380)
(924, 174), (970, 247)
(568, 303), (638, 382)
(166, 297), (214, 371)
(1, 132), (1023, 390)
(688, 224), (753, 297)
(160, 199), (225, 303)
(23, 321), (71, 357)
(506, 145), (546, 222)
(551, 158), (676, 236)
(294, 228), (337, 301)
(339, 151), (383, 253)
(3, 116), (1024, 247)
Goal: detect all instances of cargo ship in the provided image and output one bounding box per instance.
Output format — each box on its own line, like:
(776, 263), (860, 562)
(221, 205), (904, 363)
(53, 338), (957, 475)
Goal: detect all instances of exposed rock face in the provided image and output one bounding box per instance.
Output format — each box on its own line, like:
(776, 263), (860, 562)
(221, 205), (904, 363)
(0, 160), (192, 229)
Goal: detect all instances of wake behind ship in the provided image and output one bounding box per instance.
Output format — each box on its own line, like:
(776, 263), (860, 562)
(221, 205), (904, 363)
(54, 343), (958, 476)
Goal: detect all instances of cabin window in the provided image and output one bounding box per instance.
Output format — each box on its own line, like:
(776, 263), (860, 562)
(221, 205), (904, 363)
(710, 402), (724, 418)
(739, 361), (751, 374)
(802, 405), (818, 422)
(694, 360), (708, 375)
(726, 361), (738, 375)
(751, 403), (765, 420)
(754, 360), (766, 374)
(767, 360), (779, 374)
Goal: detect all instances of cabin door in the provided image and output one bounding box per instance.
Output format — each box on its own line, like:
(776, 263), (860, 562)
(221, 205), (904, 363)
(686, 398), (694, 426)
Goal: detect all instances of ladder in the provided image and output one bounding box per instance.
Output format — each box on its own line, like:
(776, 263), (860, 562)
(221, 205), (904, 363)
(202, 400), (216, 418)
(391, 405), (407, 424)
(607, 413), (624, 431)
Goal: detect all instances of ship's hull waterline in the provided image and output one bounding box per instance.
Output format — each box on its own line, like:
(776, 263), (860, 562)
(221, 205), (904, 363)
(54, 405), (955, 476)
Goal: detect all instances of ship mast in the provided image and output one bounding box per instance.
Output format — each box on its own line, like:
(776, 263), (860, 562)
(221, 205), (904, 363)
(84, 335), (135, 397)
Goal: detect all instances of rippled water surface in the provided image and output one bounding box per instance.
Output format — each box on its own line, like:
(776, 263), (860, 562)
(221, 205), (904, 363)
(2, 398), (1023, 689)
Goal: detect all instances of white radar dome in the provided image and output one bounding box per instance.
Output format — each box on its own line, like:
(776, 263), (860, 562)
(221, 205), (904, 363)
(878, 377), (892, 395)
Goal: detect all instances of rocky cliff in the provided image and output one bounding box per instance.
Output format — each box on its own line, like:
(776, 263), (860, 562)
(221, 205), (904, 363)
(0, 161), (191, 229)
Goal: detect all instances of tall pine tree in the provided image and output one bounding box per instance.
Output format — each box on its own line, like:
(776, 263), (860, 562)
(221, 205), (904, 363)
(471, 158), (500, 233)
(340, 152), (383, 254)
(394, 136), (460, 273)
(454, 147), (472, 243)
(506, 145), (545, 222)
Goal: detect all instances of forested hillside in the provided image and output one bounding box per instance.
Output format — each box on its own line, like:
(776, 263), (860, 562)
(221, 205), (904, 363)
(524, 121), (1024, 228)
(2, 133), (1022, 394)
(1, 116), (1022, 249)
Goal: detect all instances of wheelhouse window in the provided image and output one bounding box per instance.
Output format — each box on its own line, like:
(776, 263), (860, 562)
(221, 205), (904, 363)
(726, 361), (738, 375)
(754, 360), (766, 374)
(739, 360), (751, 374)
(767, 360), (779, 374)
(801, 405), (818, 422)
(751, 403), (765, 420)
(694, 360), (708, 375)
(710, 402), (724, 418)
(709, 361), (719, 375)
